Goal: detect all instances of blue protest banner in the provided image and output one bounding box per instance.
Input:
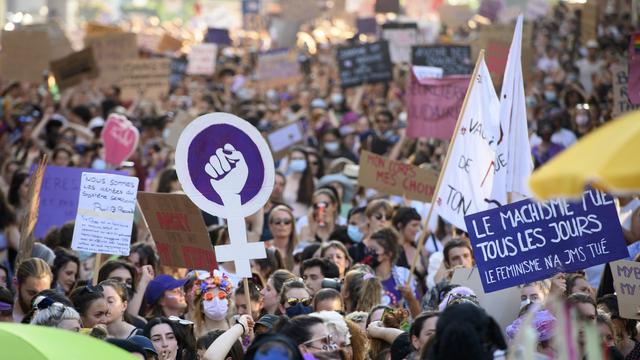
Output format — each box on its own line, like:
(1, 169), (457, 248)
(34, 166), (126, 239)
(464, 189), (629, 293)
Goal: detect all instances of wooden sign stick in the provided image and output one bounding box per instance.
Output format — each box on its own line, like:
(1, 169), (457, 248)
(17, 155), (48, 266)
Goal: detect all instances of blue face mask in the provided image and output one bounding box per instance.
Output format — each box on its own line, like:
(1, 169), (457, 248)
(544, 91), (557, 102)
(285, 302), (312, 318)
(348, 224), (364, 243)
(288, 159), (307, 173)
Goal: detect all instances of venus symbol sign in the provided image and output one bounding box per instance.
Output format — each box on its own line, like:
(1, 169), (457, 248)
(175, 113), (273, 277)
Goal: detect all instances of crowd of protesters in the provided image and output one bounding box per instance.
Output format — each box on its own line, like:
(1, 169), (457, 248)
(0, 2), (639, 360)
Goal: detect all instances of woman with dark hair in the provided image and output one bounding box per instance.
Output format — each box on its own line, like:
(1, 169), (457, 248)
(299, 188), (341, 243)
(277, 315), (335, 355)
(156, 168), (181, 193)
(252, 247), (285, 283)
(51, 248), (80, 296)
(197, 328), (245, 360)
(245, 333), (303, 360)
(128, 242), (159, 275)
(0, 191), (19, 269)
(410, 311), (439, 356)
(282, 147), (316, 218)
(98, 259), (153, 318)
(8, 170), (30, 219)
(392, 207), (426, 289)
(319, 127), (357, 165)
(69, 284), (109, 328)
(427, 303), (507, 360)
(100, 279), (141, 339)
(144, 317), (193, 360)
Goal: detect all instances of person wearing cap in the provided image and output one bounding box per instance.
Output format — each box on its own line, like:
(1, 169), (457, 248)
(255, 314), (280, 335)
(144, 274), (188, 320)
(128, 335), (160, 360)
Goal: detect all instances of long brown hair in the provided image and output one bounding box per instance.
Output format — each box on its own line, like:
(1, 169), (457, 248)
(344, 270), (381, 313)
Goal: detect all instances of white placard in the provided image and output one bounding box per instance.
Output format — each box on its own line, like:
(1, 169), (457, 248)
(187, 43), (218, 75)
(267, 122), (304, 153)
(71, 172), (138, 255)
(413, 65), (444, 80)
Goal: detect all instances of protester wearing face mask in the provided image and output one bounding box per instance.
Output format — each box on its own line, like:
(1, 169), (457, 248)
(319, 127), (357, 165)
(532, 120), (565, 168)
(192, 270), (234, 337)
(363, 109), (399, 156)
(282, 147), (316, 219)
(278, 279), (313, 318)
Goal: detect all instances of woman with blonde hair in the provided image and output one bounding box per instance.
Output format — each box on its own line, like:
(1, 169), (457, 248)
(342, 270), (382, 313)
(265, 205), (298, 270)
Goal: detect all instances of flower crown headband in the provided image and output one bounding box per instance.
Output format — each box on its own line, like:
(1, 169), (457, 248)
(192, 270), (233, 301)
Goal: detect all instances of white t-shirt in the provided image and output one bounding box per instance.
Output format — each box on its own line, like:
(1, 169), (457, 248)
(575, 58), (604, 95)
(530, 128), (577, 149)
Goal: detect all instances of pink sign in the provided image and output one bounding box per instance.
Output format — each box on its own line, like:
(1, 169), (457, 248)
(406, 72), (470, 140)
(101, 114), (139, 166)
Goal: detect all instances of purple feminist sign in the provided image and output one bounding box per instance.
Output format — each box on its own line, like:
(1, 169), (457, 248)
(187, 124), (265, 206)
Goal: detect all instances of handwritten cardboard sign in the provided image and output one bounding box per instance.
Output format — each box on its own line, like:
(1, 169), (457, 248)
(279, 0), (322, 22)
(187, 44), (218, 76)
(375, 0), (400, 13)
(85, 32), (138, 85)
(35, 166), (126, 239)
(612, 64), (640, 116)
(157, 33), (183, 53)
(71, 173), (139, 255)
(358, 150), (438, 202)
(381, 23), (418, 64)
(49, 47), (99, 90)
(119, 58), (170, 100)
(266, 122), (305, 160)
(86, 22), (123, 36)
(0, 29), (50, 83)
(412, 45), (472, 76)
(137, 192), (217, 270)
(406, 71), (469, 140)
(165, 111), (195, 149)
(610, 260), (640, 320)
(465, 189), (629, 293)
(256, 48), (302, 89)
(23, 21), (74, 62)
(337, 41), (393, 88)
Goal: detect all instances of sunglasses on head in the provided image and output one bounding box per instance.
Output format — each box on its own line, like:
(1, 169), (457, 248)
(271, 218), (292, 226)
(286, 297), (312, 307)
(82, 284), (104, 295)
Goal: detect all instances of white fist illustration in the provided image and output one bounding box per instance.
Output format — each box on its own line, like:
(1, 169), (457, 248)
(204, 144), (248, 200)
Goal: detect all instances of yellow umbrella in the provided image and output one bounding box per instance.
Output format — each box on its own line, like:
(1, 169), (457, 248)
(529, 110), (640, 200)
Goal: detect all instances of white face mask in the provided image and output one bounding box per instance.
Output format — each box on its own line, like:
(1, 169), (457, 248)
(324, 141), (340, 153)
(203, 297), (228, 321)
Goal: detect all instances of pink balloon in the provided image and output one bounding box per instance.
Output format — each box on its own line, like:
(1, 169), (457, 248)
(101, 114), (139, 166)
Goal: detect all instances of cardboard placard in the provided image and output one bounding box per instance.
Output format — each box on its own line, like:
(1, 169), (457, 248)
(187, 44), (218, 76)
(137, 192), (217, 270)
(86, 22), (123, 36)
(0, 29), (50, 83)
(137, 32), (163, 52)
(382, 23), (418, 64)
(35, 166), (126, 239)
(337, 41), (393, 88)
(451, 267), (521, 337)
(266, 122), (305, 160)
(165, 111), (195, 149)
(23, 22), (74, 62)
(85, 32), (138, 85)
(358, 150), (439, 202)
(438, 5), (474, 29)
(71, 172), (139, 256)
(256, 48), (302, 89)
(611, 64), (640, 116)
(157, 33), (183, 53)
(412, 45), (472, 76)
(119, 58), (171, 100)
(610, 260), (640, 320)
(580, 1), (598, 44)
(465, 189), (630, 293)
(406, 71), (470, 140)
(475, 22), (533, 86)
(49, 48), (99, 90)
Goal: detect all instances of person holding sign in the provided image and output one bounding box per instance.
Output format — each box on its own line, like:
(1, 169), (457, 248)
(192, 270), (234, 337)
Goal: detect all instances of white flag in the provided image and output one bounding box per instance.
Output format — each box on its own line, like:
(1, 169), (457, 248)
(490, 14), (534, 206)
(434, 56), (500, 232)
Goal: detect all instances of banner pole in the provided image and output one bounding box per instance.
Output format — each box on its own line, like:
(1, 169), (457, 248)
(406, 50), (486, 286)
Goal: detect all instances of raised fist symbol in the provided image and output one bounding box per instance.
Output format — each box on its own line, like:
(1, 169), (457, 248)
(204, 144), (248, 201)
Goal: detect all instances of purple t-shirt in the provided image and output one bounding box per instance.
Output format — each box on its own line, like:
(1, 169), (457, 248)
(381, 276), (402, 307)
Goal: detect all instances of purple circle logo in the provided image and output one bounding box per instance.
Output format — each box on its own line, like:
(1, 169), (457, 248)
(175, 112), (275, 218)
(188, 124), (264, 205)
